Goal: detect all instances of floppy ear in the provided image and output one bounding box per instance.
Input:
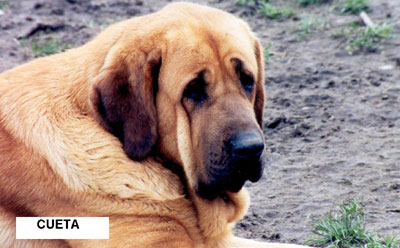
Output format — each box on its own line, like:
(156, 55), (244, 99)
(90, 50), (161, 160)
(253, 39), (265, 127)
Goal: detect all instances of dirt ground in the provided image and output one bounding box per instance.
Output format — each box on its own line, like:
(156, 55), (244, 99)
(0, 0), (399, 245)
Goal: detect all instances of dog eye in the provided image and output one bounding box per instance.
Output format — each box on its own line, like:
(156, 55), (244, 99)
(233, 59), (254, 92)
(239, 70), (254, 91)
(183, 74), (208, 104)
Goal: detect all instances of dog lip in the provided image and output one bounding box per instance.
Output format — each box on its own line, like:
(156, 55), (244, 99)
(248, 158), (264, 182)
(198, 155), (264, 200)
(196, 181), (220, 200)
(248, 170), (263, 182)
(196, 174), (247, 201)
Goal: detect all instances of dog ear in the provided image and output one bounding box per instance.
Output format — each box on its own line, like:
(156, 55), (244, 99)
(253, 39), (265, 127)
(90, 50), (161, 160)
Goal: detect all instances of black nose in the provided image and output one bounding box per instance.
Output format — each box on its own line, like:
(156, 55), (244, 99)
(231, 131), (264, 160)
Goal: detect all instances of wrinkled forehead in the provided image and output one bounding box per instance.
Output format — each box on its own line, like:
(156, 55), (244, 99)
(160, 18), (257, 97)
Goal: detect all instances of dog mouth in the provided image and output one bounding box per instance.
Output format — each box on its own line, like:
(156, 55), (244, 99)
(197, 157), (264, 201)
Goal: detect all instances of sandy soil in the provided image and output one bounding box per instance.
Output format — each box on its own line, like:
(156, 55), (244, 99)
(0, 0), (399, 245)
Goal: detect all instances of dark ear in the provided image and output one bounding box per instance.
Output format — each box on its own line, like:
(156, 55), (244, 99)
(254, 39), (265, 127)
(90, 51), (161, 160)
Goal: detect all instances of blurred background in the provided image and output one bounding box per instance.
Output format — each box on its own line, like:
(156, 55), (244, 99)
(0, 0), (399, 246)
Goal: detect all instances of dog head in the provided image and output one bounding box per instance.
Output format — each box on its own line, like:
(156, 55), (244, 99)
(90, 3), (265, 201)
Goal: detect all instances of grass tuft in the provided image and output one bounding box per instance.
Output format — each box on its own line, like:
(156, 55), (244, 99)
(297, 0), (330, 7)
(263, 43), (272, 64)
(21, 37), (70, 58)
(0, 0), (7, 9)
(332, 23), (393, 54)
(293, 15), (330, 40)
(236, 0), (294, 20)
(236, 0), (269, 6)
(258, 3), (294, 20)
(307, 200), (400, 248)
(346, 23), (393, 54)
(339, 0), (370, 14)
(31, 38), (70, 57)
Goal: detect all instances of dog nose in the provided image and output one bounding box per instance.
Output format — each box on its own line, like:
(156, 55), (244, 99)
(231, 131), (264, 159)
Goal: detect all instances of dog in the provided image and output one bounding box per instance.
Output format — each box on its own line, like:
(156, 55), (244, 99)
(0, 2), (308, 248)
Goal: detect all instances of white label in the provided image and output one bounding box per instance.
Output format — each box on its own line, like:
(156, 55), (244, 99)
(16, 217), (109, 239)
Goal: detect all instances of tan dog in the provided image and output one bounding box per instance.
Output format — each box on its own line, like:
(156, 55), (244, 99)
(0, 3), (308, 248)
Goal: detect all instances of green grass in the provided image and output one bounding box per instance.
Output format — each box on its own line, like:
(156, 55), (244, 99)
(236, 0), (294, 20)
(293, 15), (330, 40)
(339, 0), (370, 14)
(0, 0), (7, 9)
(258, 2), (295, 20)
(296, 17), (315, 40)
(307, 200), (400, 248)
(347, 23), (393, 53)
(297, 0), (330, 7)
(263, 43), (272, 64)
(332, 23), (393, 54)
(236, 0), (269, 6)
(22, 37), (70, 58)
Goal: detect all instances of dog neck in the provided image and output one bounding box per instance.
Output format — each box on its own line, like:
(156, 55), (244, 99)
(154, 151), (249, 247)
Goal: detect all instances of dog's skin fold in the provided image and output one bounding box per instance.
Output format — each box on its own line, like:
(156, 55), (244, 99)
(0, 2), (308, 248)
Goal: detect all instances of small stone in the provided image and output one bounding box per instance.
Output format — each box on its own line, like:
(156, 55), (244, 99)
(34, 3), (43, 9)
(305, 66), (318, 74)
(301, 123), (311, 130)
(266, 117), (285, 129)
(394, 58), (400, 67)
(379, 65), (394, 70)
(338, 178), (352, 185)
(390, 184), (400, 190)
(325, 80), (336, 88)
(52, 8), (64, 15)
(292, 128), (304, 138)
(371, 81), (381, 87)
(271, 233), (281, 240)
